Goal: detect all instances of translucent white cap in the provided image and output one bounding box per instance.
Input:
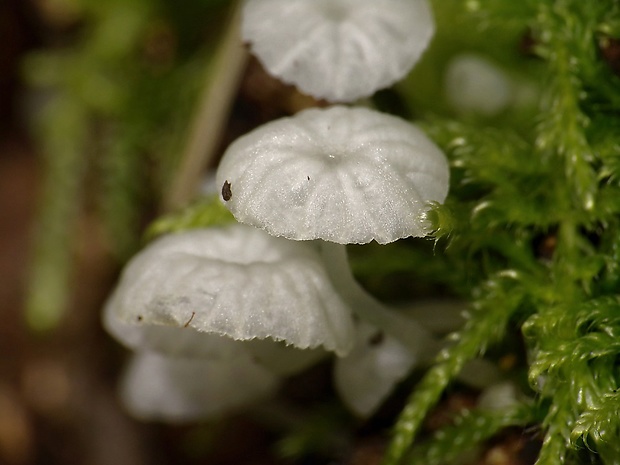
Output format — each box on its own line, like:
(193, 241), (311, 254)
(104, 224), (355, 356)
(217, 106), (450, 244)
(444, 54), (512, 116)
(120, 351), (279, 422)
(242, 0), (435, 102)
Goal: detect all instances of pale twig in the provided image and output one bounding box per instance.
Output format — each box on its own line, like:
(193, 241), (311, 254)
(164, 1), (247, 211)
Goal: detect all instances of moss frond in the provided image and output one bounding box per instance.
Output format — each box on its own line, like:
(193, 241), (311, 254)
(25, 96), (88, 331)
(408, 403), (536, 465)
(383, 271), (526, 465)
(144, 195), (234, 242)
(572, 391), (620, 463)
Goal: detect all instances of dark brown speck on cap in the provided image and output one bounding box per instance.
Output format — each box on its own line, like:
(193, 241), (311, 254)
(222, 181), (232, 201)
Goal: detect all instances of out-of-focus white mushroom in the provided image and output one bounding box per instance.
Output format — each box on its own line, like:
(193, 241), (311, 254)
(242, 0), (435, 102)
(104, 223), (355, 356)
(444, 53), (512, 117)
(333, 321), (417, 417)
(216, 106), (449, 245)
(120, 351), (279, 422)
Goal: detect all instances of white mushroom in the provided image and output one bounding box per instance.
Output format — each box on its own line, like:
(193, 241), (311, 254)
(242, 0), (435, 102)
(216, 105), (448, 359)
(216, 106), (449, 245)
(120, 351), (279, 422)
(104, 223), (356, 356)
(444, 53), (512, 117)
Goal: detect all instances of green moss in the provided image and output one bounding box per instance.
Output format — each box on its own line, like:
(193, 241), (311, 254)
(144, 195), (234, 241)
(383, 1), (620, 464)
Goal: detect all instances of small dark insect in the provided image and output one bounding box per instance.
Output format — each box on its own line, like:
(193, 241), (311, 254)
(222, 180), (232, 201)
(137, 315), (143, 322)
(184, 311), (196, 328)
(307, 175), (310, 181)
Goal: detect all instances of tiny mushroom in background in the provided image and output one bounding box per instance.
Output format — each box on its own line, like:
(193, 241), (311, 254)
(242, 0), (435, 102)
(104, 223), (356, 357)
(444, 53), (513, 117)
(216, 105), (450, 369)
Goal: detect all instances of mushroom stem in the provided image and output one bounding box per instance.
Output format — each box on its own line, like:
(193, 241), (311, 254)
(317, 241), (441, 360)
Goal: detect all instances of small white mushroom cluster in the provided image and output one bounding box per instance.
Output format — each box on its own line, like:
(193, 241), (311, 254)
(104, 0), (450, 421)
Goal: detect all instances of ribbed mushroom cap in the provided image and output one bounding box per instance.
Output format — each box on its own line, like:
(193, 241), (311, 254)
(216, 106), (449, 244)
(120, 351), (279, 422)
(104, 224), (355, 356)
(242, 0), (435, 102)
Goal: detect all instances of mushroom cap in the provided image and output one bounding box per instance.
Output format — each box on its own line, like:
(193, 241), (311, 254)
(104, 224), (355, 356)
(105, 307), (327, 375)
(444, 54), (512, 116)
(216, 106), (449, 245)
(120, 351), (279, 422)
(242, 0), (435, 102)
